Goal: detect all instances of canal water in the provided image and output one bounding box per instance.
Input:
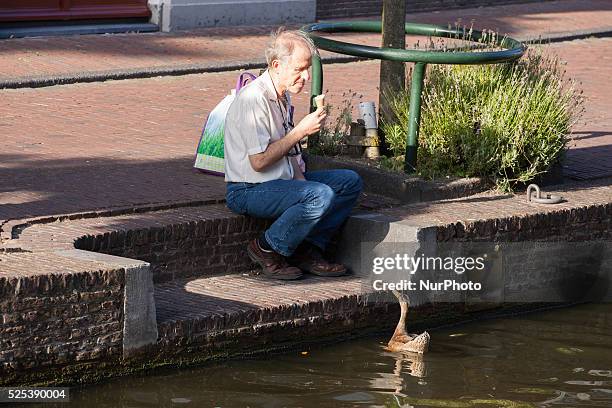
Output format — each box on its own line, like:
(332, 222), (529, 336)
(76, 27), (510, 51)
(49, 303), (612, 407)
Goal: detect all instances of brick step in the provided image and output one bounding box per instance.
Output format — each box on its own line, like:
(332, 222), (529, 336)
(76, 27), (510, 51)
(12, 204), (269, 284)
(155, 273), (368, 324)
(153, 273), (397, 354)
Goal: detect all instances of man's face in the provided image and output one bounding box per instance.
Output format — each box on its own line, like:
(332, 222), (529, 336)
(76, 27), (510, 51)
(276, 44), (312, 95)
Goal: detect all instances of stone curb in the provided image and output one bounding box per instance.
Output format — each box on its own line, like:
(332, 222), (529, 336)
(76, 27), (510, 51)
(1, 28), (611, 89)
(0, 56), (364, 89)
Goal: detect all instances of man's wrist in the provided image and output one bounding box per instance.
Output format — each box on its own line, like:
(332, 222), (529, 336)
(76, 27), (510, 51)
(288, 127), (307, 142)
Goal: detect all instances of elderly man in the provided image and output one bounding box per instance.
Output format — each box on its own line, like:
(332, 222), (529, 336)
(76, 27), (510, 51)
(224, 28), (363, 280)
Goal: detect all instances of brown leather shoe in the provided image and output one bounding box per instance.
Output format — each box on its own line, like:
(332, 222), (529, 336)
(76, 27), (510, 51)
(289, 242), (347, 277)
(247, 239), (303, 280)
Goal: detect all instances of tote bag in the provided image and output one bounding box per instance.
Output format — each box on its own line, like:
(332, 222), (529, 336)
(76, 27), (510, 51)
(194, 72), (257, 175)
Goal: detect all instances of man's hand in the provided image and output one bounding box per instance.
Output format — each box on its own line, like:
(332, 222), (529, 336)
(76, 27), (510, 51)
(248, 107), (326, 172)
(293, 107), (327, 139)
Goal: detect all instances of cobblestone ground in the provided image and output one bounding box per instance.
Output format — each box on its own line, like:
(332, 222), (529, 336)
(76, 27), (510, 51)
(0, 0), (610, 83)
(1, 36), (610, 222)
(551, 38), (612, 180)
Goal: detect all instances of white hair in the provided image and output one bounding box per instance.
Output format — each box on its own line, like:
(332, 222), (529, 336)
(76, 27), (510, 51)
(265, 27), (320, 67)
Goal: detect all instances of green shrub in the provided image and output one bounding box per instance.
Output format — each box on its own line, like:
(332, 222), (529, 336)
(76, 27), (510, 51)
(381, 48), (583, 190)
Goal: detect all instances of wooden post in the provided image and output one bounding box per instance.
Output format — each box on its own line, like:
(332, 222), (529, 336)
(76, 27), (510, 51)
(379, 0), (406, 155)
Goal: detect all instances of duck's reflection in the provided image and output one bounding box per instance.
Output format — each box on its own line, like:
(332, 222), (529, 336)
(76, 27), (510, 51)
(394, 352), (427, 380)
(372, 351), (427, 395)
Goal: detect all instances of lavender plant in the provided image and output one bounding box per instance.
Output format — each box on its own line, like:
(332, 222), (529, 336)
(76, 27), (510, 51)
(381, 46), (583, 191)
(308, 90), (362, 156)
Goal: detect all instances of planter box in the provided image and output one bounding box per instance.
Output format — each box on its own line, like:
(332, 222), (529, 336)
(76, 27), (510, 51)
(304, 153), (489, 204)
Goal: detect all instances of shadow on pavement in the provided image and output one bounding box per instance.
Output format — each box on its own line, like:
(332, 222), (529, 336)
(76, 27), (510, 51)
(0, 154), (226, 221)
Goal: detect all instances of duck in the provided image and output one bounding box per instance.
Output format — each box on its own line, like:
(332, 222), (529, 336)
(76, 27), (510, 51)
(386, 290), (430, 354)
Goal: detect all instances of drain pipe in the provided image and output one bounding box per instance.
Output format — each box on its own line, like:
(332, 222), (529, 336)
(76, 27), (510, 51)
(159, 1), (165, 32)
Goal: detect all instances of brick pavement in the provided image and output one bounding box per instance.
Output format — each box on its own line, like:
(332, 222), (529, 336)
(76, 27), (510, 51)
(0, 61), (380, 224)
(380, 178), (612, 228)
(2, 36), (611, 225)
(0, 0), (610, 85)
(552, 38), (612, 181)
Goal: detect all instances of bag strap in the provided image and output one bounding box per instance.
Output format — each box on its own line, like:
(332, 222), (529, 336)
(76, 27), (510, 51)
(235, 72), (257, 92)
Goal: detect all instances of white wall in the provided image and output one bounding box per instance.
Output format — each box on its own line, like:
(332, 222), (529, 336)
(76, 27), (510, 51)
(149, 0), (316, 31)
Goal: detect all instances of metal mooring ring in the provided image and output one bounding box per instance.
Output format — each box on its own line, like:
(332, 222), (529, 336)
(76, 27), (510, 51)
(526, 184), (563, 204)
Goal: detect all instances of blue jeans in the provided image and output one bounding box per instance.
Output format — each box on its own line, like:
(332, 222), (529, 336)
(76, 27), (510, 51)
(225, 169), (363, 256)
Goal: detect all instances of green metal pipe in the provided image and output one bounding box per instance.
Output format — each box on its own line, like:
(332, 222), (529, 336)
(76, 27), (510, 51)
(301, 21), (525, 65)
(310, 52), (323, 113)
(405, 62), (426, 173)
(310, 36), (522, 64)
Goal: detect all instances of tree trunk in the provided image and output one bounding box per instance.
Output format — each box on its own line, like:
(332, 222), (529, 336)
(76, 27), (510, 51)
(379, 0), (406, 154)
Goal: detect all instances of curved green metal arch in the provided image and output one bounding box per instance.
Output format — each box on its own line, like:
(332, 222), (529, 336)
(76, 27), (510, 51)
(301, 21), (525, 64)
